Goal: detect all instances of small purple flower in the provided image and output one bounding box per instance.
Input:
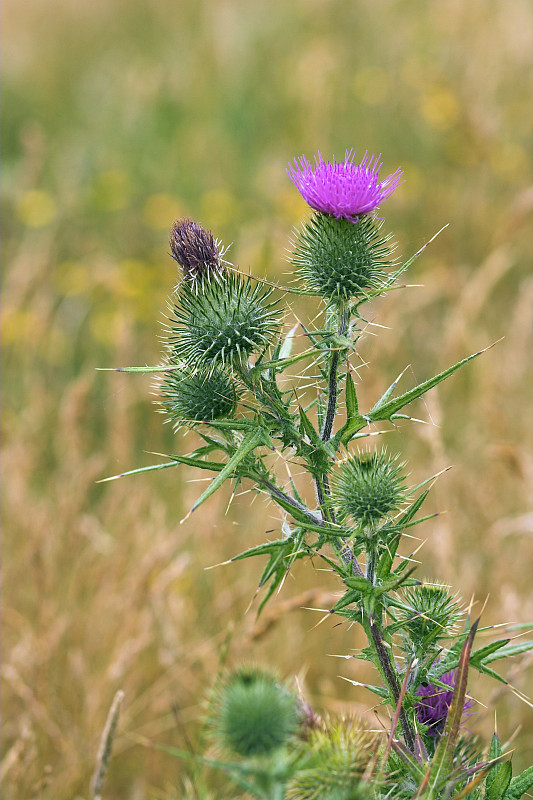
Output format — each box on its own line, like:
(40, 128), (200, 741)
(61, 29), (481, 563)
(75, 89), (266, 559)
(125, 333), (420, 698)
(415, 670), (474, 739)
(287, 150), (403, 222)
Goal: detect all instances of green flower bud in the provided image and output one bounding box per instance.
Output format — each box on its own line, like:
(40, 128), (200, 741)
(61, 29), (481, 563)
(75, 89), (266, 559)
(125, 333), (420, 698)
(168, 271), (281, 368)
(332, 450), (406, 528)
(159, 363), (238, 427)
(286, 716), (379, 800)
(211, 667), (299, 758)
(291, 212), (395, 303)
(398, 583), (464, 651)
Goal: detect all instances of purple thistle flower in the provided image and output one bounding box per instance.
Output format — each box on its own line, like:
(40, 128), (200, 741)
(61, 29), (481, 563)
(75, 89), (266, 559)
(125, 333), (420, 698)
(415, 670), (474, 739)
(287, 150), (403, 222)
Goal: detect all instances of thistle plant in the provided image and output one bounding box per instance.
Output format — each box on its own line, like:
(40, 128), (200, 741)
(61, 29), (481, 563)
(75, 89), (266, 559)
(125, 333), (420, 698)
(104, 149), (533, 799)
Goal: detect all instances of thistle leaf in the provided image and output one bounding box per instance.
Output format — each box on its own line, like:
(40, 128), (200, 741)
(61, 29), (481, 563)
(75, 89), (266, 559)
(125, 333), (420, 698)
(231, 539), (288, 562)
(484, 760), (513, 799)
(98, 460), (181, 482)
(185, 430), (264, 518)
(367, 346), (493, 423)
(479, 640), (533, 664)
(345, 368), (359, 420)
(96, 364), (181, 373)
(298, 405), (322, 448)
(470, 639), (511, 666)
(369, 365), (410, 414)
(249, 348), (316, 377)
(507, 765), (533, 799)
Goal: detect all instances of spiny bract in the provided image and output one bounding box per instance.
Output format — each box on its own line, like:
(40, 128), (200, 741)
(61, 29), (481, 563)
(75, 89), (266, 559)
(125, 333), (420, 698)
(398, 583), (464, 652)
(286, 716), (380, 800)
(332, 450), (407, 528)
(168, 271), (281, 367)
(291, 212), (395, 303)
(159, 362), (238, 427)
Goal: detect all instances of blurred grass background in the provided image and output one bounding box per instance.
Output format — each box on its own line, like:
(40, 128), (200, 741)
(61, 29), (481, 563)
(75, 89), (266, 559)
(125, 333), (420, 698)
(1, 1), (532, 797)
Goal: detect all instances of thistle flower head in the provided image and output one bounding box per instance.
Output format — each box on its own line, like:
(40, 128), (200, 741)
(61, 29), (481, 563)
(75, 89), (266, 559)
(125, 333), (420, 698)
(210, 667), (299, 758)
(287, 150), (403, 222)
(170, 217), (224, 280)
(415, 670), (474, 739)
(159, 362), (238, 428)
(332, 450), (407, 529)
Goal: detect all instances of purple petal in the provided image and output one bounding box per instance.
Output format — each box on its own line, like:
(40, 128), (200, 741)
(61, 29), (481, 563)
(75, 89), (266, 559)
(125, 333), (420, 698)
(287, 150), (403, 222)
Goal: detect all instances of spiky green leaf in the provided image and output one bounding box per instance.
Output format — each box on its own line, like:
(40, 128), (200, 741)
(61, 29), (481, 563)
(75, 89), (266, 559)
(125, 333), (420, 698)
(485, 760), (513, 799)
(425, 620), (479, 798)
(507, 765), (533, 799)
(345, 368), (359, 420)
(367, 347), (489, 423)
(186, 429), (264, 516)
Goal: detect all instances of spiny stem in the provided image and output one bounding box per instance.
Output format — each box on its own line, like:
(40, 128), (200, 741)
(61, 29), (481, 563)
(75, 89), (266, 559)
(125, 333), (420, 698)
(368, 617), (416, 753)
(315, 473), (364, 576)
(366, 543), (378, 584)
(321, 305), (349, 442)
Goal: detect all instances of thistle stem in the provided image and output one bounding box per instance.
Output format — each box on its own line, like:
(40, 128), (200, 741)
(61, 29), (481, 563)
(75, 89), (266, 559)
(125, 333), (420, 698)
(321, 306), (349, 442)
(367, 616), (416, 753)
(314, 473), (364, 576)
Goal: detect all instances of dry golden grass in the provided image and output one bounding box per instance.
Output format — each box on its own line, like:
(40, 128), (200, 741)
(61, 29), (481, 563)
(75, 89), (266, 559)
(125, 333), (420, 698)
(2, 1), (532, 797)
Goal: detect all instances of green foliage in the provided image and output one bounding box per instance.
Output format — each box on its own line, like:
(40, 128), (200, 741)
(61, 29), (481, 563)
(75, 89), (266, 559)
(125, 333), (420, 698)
(507, 766), (533, 799)
(395, 583), (464, 656)
(286, 717), (380, 800)
(106, 157), (533, 798)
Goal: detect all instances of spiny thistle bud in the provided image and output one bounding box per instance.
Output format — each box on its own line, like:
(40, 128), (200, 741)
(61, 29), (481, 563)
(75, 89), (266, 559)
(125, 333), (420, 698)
(291, 212), (396, 303)
(211, 667), (299, 758)
(170, 217), (224, 280)
(286, 716), (380, 800)
(398, 583), (464, 652)
(159, 362), (238, 427)
(332, 450), (406, 528)
(168, 271), (280, 368)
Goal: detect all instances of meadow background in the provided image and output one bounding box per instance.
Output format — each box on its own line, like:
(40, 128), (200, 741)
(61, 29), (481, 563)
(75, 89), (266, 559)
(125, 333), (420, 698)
(1, 1), (532, 798)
